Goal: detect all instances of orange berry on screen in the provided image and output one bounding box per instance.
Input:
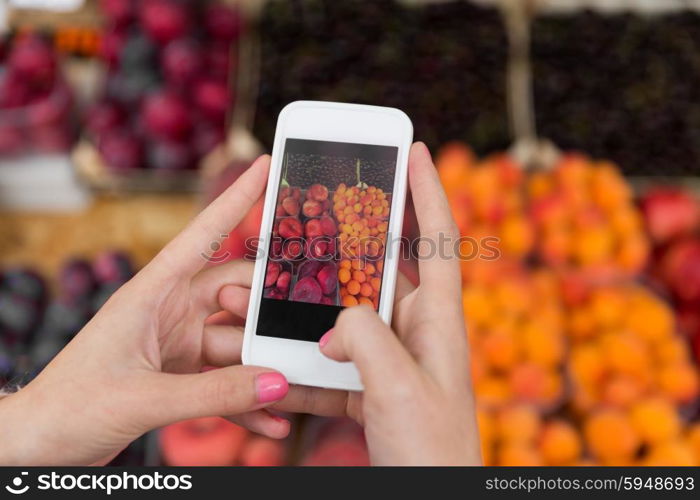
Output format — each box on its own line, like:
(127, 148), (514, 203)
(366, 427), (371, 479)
(370, 277), (381, 292)
(364, 263), (376, 275)
(360, 283), (373, 297)
(351, 259), (363, 270)
(352, 270), (366, 283)
(353, 203), (362, 213)
(346, 280), (361, 296)
(358, 297), (373, 307)
(338, 268), (351, 284)
(372, 206), (383, 216)
(382, 207), (390, 217)
(376, 261), (383, 272)
(342, 295), (359, 307)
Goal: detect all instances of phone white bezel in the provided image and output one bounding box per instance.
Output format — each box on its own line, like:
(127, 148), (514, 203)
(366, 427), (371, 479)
(242, 101), (413, 391)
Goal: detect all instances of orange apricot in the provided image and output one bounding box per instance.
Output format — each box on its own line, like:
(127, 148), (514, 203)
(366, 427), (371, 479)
(364, 263), (376, 276)
(482, 329), (519, 370)
(342, 295), (359, 307)
(521, 321), (564, 367)
(370, 277), (381, 292)
(629, 397), (681, 444)
(657, 363), (700, 404)
(539, 420), (582, 465)
(643, 441), (697, 466)
(339, 259), (351, 269)
(475, 376), (512, 409)
(352, 270), (366, 283)
(584, 409), (639, 461)
(351, 259), (363, 270)
(360, 283), (373, 297)
(601, 376), (644, 408)
(338, 268), (351, 284)
(358, 297), (373, 307)
(496, 405), (541, 444)
(346, 280), (361, 296)
(687, 424), (700, 463)
(497, 444), (543, 466)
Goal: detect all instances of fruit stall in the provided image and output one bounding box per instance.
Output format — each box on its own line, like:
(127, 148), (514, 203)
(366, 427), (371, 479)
(1, 0), (699, 466)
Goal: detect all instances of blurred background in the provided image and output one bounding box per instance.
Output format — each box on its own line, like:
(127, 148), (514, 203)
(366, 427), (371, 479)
(0, 0), (699, 466)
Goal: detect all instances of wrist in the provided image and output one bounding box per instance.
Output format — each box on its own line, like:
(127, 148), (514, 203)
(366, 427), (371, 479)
(0, 388), (42, 465)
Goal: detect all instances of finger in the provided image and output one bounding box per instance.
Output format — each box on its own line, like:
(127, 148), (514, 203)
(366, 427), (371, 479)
(394, 271), (416, 303)
(408, 142), (461, 295)
(150, 155), (270, 279)
(226, 410), (290, 439)
(321, 306), (417, 391)
(205, 310), (238, 326)
(138, 366), (288, 429)
(218, 284), (251, 320)
(201, 324), (243, 367)
(271, 385), (349, 417)
(191, 259), (255, 316)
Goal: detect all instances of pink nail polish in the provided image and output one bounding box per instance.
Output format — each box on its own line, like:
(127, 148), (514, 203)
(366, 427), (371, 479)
(256, 373), (288, 403)
(319, 328), (334, 348)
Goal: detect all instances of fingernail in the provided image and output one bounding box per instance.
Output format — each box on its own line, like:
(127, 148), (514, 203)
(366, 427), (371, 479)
(319, 328), (334, 348)
(416, 141), (432, 160)
(256, 373), (288, 403)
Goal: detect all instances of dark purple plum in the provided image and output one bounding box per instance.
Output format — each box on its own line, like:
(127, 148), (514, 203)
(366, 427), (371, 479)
(0, 290), (40, 345)
(291, 277), (323, 304)
(99, 130), (144, 170)
(161, 39), (202, 86)
(297, 260), (322, 280)
(59, 259), (96, 302)
(85, 100), (125, 138)
(148, 140), (195, 170)
(1, 268), (46, 304)
(204, 4), (242, 41)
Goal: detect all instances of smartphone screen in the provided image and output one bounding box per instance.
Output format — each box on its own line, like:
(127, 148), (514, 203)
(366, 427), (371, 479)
(256, 138), (399, 343)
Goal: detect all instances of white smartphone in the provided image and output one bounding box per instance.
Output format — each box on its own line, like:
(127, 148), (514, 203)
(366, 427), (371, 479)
(242, 101), (413, 391)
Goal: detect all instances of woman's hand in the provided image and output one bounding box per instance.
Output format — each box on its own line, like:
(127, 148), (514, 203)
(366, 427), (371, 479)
(0, 155), (330, 466)
(318, 142), (481, 465)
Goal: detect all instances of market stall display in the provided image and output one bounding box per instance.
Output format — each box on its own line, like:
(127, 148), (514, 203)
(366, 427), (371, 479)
(0, 33), (76, 156)
(255, 0), (509, 155)
(78, 0), (241, 187)
(532, 10), (700, 176)
(437, 143), (700, 466)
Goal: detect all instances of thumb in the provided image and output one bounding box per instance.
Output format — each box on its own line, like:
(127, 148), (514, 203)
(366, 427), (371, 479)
(137, 366), (288, 429)
(320, 306), (416, 390)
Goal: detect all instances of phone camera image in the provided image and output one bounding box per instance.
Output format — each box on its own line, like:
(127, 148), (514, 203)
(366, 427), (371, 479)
(257, 138), (398, 342)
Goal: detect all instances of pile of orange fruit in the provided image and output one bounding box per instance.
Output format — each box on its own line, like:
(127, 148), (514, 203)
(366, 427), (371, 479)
(338, 258), (383, 309)
(438, 143), (700, 466)
(333, 183), (390, 310)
